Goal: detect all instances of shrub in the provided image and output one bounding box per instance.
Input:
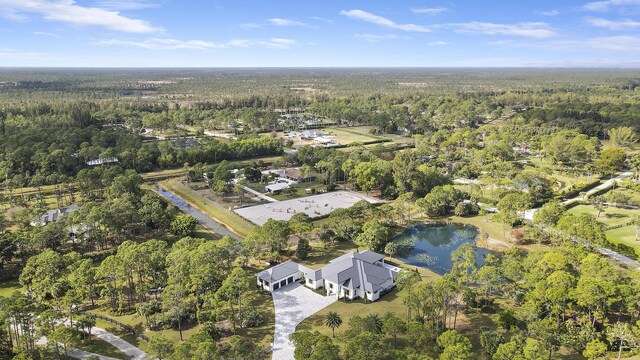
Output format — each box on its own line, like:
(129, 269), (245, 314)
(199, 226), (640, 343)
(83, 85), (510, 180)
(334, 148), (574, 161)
(241, 309), (264, 328)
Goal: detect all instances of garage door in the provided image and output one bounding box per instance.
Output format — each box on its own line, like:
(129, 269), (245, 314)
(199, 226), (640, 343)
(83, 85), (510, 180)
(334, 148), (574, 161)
(287, 276), (293, 284)
(274, 283), (280, 290)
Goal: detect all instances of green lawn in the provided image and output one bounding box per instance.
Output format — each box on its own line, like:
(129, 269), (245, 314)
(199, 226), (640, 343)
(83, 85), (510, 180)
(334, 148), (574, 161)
(0, 279), (23, 298)
(156, 179), (254, 237)
(75, 334), (129, 359)
(607, 226), (640, 254)
(569, 204), (638, 228)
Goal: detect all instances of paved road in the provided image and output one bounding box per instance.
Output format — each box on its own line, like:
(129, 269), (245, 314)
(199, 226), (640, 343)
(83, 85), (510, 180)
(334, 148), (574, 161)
(241, 185), (279, 203)
(272, 283), (337, 360)
(524, 170), (635, 221)
(91, 326), (147, 360)
(35, 333), (120, 360)
(154, 185), (242, 240)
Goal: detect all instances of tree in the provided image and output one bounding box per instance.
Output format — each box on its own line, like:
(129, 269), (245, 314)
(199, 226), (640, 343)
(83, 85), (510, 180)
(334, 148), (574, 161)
(290, 331), (340, 360)
(355, 219), (392, 252)
(363, 313), (384, 334)
(215, 267), (251, 332)
(437, 330), (473, 360)
(396, 269), (420, 321)
(384, 242), (398, 258)
(344, 332), (382, 360)
(597, 147), (627, 174)
(382, 312), (405, 344)
(295, 238), (311, 260)
(148, 333), (174, 360)
(582, 339), (607, 360)
(493, 341), (523, 360)
(590, 196), (607, 218)
(522, 338), (546, 360)
(557, 213), (607, 246)
(76, 314), (96, 339)
(324, 311), (343, 338)
(533, 202), (565, 227)
(50, 326), (81, 358)
(170, 214), (198, 237)
(494, 192), (530, 228)
(607, 322), (636, 360)
(608, 127), (638, 148)
(479, 327), (505, 360)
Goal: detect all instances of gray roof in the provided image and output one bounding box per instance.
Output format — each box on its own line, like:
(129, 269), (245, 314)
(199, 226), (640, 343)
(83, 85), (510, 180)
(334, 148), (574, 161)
(35, 205), (80, 225)
(299, 264), (322, 281)
(354, 250), (384, 264)
(321, 251), (393, 293)
(257, 260), (300, 283)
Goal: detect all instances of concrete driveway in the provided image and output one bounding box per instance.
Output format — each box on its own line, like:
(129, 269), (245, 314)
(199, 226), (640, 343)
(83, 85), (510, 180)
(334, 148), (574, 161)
(272, 283), (337, 360)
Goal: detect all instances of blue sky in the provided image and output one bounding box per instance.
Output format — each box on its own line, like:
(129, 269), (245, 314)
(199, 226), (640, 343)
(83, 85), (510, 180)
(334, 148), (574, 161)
(1, 0), (640, 67)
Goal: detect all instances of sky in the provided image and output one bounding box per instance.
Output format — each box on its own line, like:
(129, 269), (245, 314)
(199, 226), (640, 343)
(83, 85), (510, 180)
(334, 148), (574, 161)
(1, 0), (640, 67)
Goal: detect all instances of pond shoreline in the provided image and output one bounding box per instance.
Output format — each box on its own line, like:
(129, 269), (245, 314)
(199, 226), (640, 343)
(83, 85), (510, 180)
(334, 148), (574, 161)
(392, 221), (489, 275)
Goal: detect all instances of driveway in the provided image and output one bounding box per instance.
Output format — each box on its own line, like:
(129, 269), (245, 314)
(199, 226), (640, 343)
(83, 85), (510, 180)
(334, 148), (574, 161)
(272, 283), (337, 360)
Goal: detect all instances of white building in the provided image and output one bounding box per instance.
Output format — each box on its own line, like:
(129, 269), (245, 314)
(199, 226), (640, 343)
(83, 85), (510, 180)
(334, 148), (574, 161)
(256, 250), (399, 302)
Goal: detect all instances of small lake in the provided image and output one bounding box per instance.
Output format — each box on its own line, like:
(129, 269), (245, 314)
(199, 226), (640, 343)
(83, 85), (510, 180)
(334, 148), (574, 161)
(393, 223), (489, 275)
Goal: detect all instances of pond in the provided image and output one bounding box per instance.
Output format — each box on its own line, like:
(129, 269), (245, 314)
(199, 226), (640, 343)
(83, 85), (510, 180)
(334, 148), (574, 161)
(392, 223), (489, 275)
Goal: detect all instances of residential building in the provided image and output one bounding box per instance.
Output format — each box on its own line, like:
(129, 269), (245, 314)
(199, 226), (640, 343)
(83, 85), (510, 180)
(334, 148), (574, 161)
(256, 250), (399, 302)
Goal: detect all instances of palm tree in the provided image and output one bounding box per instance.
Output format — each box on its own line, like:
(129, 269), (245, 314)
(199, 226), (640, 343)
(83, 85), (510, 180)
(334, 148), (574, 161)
(324, 311), (343, 338)
(364, 313), (384, 334)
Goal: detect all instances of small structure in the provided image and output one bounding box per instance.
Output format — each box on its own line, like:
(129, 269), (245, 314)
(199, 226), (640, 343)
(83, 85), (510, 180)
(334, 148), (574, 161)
(300, 130), (325, 140)
(86, 157), (119, 166)
(256, 250), (398, 302)
(256, 260), (301, 291)
(31, 205), (80, 226)
(265, 182), (290, 194)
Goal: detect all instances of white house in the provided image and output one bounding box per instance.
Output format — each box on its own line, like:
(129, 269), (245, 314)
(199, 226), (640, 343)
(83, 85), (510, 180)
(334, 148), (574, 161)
(31, 205), (80, 226)
(256, 250), (399, 302)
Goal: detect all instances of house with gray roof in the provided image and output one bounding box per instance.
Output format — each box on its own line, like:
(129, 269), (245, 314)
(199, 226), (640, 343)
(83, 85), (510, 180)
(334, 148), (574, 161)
(31, 205), (80, 226)
(256, 250), (399, 302)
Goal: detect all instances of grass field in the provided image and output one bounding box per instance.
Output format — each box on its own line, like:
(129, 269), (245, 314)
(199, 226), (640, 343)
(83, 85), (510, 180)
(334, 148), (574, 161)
(569, 204), (638, 228)
(0, 279), (23, 298)
(75, 334), (129, 359)
(157, 179), (254, 237)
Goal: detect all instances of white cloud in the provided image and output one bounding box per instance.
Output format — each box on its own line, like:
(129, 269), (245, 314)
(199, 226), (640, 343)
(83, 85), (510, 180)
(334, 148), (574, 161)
(0, 0), (159, 33)
(98, 37), (298, 50)
(33, 31), (61, 38)
(340, 9), (431, 32)
(583, 0), (640, 11)
(310, 16), (334, 24)
(446, 22), (555, 38)
(539, 9), (560, 16)
(584, 35), (640, 50)
(428, 40), (450, 45)
(411, 7), (449, 15)
(354, 33), (405, 42)
(98, 38), (221, 50)
(586, 17), (640, 29)
(90, 0), (158, 11)
(268, 18), (308, 27)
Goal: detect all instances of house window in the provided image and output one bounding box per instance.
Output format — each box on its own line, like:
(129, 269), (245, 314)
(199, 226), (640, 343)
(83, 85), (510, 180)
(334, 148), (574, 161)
(329, 283), (334, 289)
(344, 289), (350, 297)
(308, 279), (313, 284)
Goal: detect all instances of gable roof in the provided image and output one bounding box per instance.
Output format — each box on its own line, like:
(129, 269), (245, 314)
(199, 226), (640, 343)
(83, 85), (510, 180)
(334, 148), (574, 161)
(321, 251), (393, 293)
(257, 260), (300, 283)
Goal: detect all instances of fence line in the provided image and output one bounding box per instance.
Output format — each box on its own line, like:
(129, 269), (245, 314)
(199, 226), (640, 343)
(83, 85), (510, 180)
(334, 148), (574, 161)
(88, 312), (150, 342)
